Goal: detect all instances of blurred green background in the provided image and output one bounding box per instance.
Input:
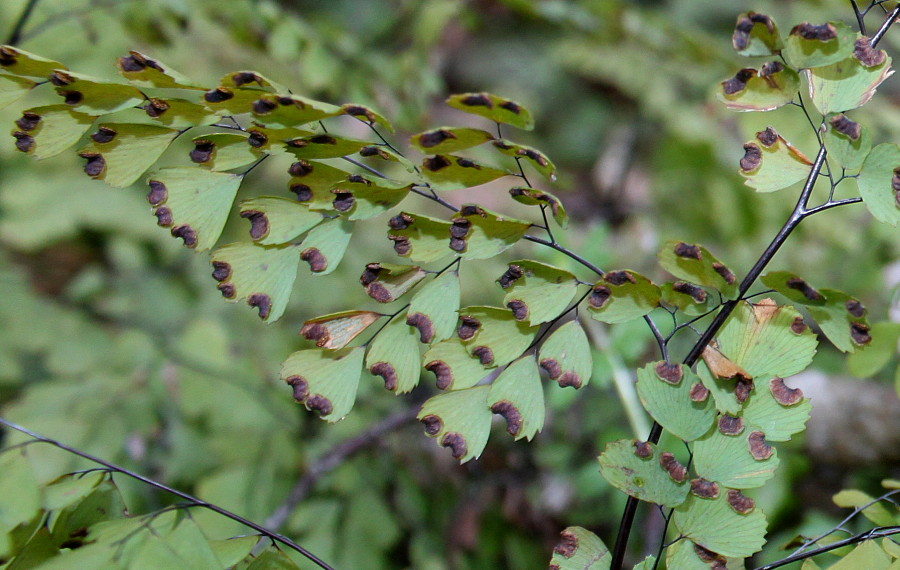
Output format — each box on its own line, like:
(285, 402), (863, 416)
(0, 0), (898, 568)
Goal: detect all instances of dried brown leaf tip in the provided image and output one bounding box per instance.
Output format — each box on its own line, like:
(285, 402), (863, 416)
(472, 346), (494, 365)
(733, 12), (775, 50)
(301, 247), (327, 272)
(674, 242), (702, 260)
(15, 111), (41, 131)
(204, 87), (234, 103)
(369, 362), (397, 391)
(850, 322), (871, 345)
(659, 452), (687, 482)
(722, 68), (756, 95)
(740, 143), (762, 172)
(424, 360), (452, 389)
(247, 293), (272, 320)
(190, 140), (215, 163)
(633, 440), (653, 459)
(498, 264), (523, 289)
(79, 152), (105, 178)
(712, 262), (736, 285)
(785, 276), (823, 302)
(845, 299), (866, 318)
(791, 22), (837, 41)
(769, 377), (803, 406)
(406, 313), (435, 343)
(830, 114), (861, 141)
(211, 261), (231, 282)
(734, 377), (754, 404)
(747, 431), (774, 460)
(689, 382), (710, 402)
(588, 284), (611, 308)
(360, 263), (382, 285)
(457, 316), (481, 340)
(690, 478), (720, 499)
(756, 126), (778, 147)
(854, 37), (886, 67)
(702, 342), (751, 381)
(604, 270), (636, 286)
(654, 362), (683, 385)
(790, 316), (808, 334)
(727, 489), (756, 514)
(506, 300), (528, 321)
(12, 132), (33, 153)
(441, 432), (467, 460)
(420, 414), (442, 436)
(718, 414), (744, 435)
(240, 210), (268, 240)
(144, 98), (170, 118)
(491, 401), (522, 436)
(170, 225), (198, 248)
(673, 282), (707, 303)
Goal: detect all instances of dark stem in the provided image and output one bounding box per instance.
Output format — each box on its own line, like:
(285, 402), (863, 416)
(522, 234), (605, 276)
(754, 526), (900, 570)
(609, 145), (828, 570)
(5, 0), (40, 45)
(851, 0), (867, 34)
(0, 417), (335, 570)
(871, 5), (900, 46)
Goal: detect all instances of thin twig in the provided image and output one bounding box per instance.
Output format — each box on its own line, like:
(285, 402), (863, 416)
(522, 234), (605, 277)
(755, 526), (900, 570)
(851, 0), (868, 35)
(871, 5), (900, 45)
(5, 0), (40, 45)
(0, 418), (335, 570)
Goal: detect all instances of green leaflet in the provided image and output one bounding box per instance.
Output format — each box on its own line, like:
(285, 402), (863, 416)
(219, 70), (285, 92)
(341, 103), (394, 133)
(11, 105), (95, 159)
(0, 45), (65, 78)
(388, 211), (455, 263)
(732, 12), (782, 57)
(538, 320), (593, 389)
(445, 92), (535, 131)
(148, 167), (243, 251)
(300, 310), (382, 350)
(210, 242), (300, 322)
(420, 155), (510, 189)
(657, 240), (739, 299)
(299, 217), (353, 275)
(660, 282), (717, 316)
(251, 93), (343, 128)
(490, 139), (557, 181)
(586, 270), (660, 324)
(696, 360), (742, 416)
(832, 490), (897, 526)
(636, 362), (716, 442)
(598, 439), (689, 508)
(288, 159), (352, 210)
(50, 70), (144, 115)
(508, 186), (569, 229)
(417, 385), (493, 463)
(116, 51), (201, 89)
(332, 174), (411, 221)
(79, 123), (179, 188)
(761, 271), (871, 352)
(360, 263), (426, 303)
(409, 126), (495, 154)
(693, 429), (780, 489)
(782, 21), (857, 68)
(422, 338), (490, 390)
(142, 98), (219, 128)
(243, 124), (312, 153)
(200, 85), (270, 116)
(49, 479), (127, 549)
(190, 133), (263, 171)
(366, 313), (422, 393)
(823, 114), (871, 171)
(826, 541), (893, 569)
(739, 127), (813, 192)
(357, 144), (417, 172)
(208, 537), (258, 568)
(281, 346), (364, 422)
(406, 270), (461, 344)
(716, 298), (818, 379)
(457, 306), (539, 368)
(0, 449), (41, 538)
(741, 376), (811, 441)
(450, 204), (531, 260)
(488, 356), (545, 441)
(807, 50), (893, 115)
(847, 322), (900, 378)
(857, 142), (900, 227)
(43, 472), (105, 511)
(673, 493), (767, 558)
(0, 73), (34, 110)
(499, 260), (578, 325)
(548, 527), (611, 570)
(283, 133), (369, 159)
(239, 196), (324, 245)
(665, 539), (744, 570)
(717, 62), (800, 111)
